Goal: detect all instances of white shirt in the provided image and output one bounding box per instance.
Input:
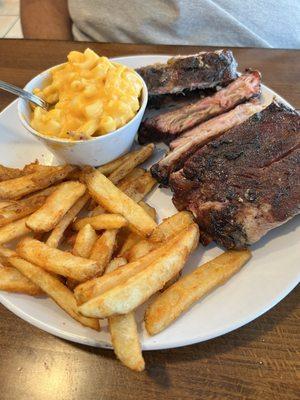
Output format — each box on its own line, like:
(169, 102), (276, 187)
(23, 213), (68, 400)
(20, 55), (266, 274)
(68, 0), (300, 48)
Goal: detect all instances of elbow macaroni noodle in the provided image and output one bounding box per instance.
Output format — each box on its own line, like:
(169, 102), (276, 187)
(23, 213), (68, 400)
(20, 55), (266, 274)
(31, 49), (143, 140)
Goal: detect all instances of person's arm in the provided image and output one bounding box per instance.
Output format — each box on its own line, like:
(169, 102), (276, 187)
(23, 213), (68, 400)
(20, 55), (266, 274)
(20, 0), (72, 40)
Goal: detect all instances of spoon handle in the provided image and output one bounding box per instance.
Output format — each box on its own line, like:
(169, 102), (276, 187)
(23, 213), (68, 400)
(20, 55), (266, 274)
(0, 80), (48, 110)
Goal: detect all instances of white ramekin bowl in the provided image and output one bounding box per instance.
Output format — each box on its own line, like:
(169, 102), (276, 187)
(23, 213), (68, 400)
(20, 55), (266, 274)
(17, 64), (148, 166)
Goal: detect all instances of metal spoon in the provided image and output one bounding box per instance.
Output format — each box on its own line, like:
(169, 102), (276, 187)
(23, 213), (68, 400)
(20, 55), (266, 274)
(0, 80), (49, 110)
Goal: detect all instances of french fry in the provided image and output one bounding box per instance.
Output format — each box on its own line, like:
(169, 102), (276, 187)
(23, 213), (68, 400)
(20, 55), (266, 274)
(0, 163), (62, 182)
(46, 193), (90, 248)
(109, 312), (145, 372)
(149, 211), (194, 243)
(96, 192), (156, 257)
(118, 230), (141, 258)
(73, 214), (127, 231)
(22, 163), (60, 175)
(89, 230), (118, 276)
(121, 171), (156, 202)
(73, 224), (98, 258)
(106, 257), (127, 273)
(87, 171), (155, 218)
(128, 212), (191, 262)
(0, 201), (17, 209)
(104, 255), (145, 371)
(97, 152), (134, 176)
(0, 262), (43, 295)
(138, 202), (157, 221)
(9, 256), (99, 330)
(67, 247), (127, 290)
(108, 144), (154, 184)
(0, 186), (58, 227)
(0, 165), (76, 200)
(85, 170), (157, 237)
(0, 217), (31, 245)
(74, 225), (197, 305)
(78, 224), (199, 318)
(67, 165), (95, 181)
(145, 250), (252, 335)
(0, 246), (16, 258)
(0, 165), (24, 182)
(117, 168), (145, 190)
(117, 202), (156, 259)
(127, 239), (156, 262)
(27, 181), (86, 232)
(89, 204), (105, 217)
(161, 272), (181, 291)
(17, 237), (100, 282)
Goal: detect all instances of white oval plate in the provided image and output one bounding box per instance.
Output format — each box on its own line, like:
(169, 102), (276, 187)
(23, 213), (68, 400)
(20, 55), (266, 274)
(0, 55), (299, 350)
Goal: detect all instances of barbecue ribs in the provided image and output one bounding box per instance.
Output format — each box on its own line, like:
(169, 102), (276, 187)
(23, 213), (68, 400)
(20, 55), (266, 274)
(169, 101), (300, 249)
(139, 70), (261, 144)
(136, 49), (238, 96)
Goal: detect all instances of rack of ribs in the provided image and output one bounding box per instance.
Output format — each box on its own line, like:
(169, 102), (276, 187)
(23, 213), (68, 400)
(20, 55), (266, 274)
(136, 49), (238, 96)
(139, 70), (261, 144)
(169, 101), (300, 249)
(151, 100), (264, 185)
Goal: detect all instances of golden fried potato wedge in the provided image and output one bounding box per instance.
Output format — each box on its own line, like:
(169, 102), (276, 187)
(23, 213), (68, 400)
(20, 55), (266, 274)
(97, 152), (133, 176)
(9, 256), (99, 330)
(121, 172), (156, 203)
(89, 204), (105, 217)
(117, 168), (145, 190)
(0, 217), (31, 245)
(127, 239), (156, 262)
(89, 230), (118, 276)
(0, 165), (76, 200)
(27, 181), (86, 232)
(128, 212), (192, 262)
(17, 237), (100, 281)
(106, 257), (127, 273)
(0, 163), (61, 182)
(108, 144), (154, 184)
(138, 202), (157, 221)
(149, 211), (194, 243)
(117, 202), (156, 260)
(73, 224), (98, 258)
(88, 171), (155, 215)
(74, 224), (197, 305)
(46, 193), (89, 248)
(0, 165), (24, 182)
(22, 163), (60, 175)
(0, 186), (58, 227)
(73, 214), (127, 231)
(0, 246), (16, 258)
(145, 250), (252, 335)
(109, 312), (144, 372)
(0, 201), (15, 209)
(103, 255), (145, 371)
(85, 170), (157, 237)
(78, 224), (199, 318)
(118, 230), (141, 258)
(0, 263), (42, 295)
(161, 272), (181, 291)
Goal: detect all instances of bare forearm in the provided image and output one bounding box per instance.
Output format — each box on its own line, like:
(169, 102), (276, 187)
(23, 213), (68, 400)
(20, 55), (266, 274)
(20, 0), (72, 40)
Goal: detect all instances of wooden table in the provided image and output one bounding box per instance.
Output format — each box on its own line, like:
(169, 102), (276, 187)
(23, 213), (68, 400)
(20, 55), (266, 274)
(0, 40), (299, 400)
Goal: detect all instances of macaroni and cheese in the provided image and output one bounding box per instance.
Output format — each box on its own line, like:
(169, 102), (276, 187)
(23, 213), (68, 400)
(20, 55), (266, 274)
(31, 49), (143, 140)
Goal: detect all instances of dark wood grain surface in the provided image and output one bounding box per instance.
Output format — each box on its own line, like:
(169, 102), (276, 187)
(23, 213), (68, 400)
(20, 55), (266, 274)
(0, 39), (299, 400)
